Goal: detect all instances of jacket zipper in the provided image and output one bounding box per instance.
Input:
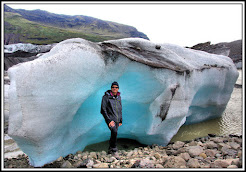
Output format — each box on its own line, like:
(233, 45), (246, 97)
(115, 98), (118, 122)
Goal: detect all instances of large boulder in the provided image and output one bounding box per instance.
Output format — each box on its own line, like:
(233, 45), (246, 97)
(7, 38), (238, 166)
(187, 40), (242, 69)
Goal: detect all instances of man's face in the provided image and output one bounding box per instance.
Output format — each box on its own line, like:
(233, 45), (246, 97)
(111, 85), (119, 94)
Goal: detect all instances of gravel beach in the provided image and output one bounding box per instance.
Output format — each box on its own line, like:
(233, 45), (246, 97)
(3, 134), (242, 169)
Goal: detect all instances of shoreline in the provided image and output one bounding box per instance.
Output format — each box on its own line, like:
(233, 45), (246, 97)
(4, 134), (242, 168)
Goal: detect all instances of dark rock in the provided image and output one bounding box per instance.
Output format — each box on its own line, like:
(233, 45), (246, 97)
(229, 134), (242, 138)
(155, 45), (161, 50)
(187, 40), (242, 68)
(77, 158), (94, 168)
(221, 147), (237, 157)
(131, 160), (141, 168)
(63, 154), (74, 160)
(208, 134), (216, 137)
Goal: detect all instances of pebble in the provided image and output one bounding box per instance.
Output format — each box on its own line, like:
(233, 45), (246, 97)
(187, 158), (200, 168)
(4, 134), (242, 168)
(61, 160), (73, 168)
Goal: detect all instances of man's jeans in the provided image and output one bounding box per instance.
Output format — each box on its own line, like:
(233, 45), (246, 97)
(108, 122), (119, 153)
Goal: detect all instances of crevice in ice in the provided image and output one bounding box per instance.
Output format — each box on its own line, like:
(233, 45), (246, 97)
(156, 84), (180, 121)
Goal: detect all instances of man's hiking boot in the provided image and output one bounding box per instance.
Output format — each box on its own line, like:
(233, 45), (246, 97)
(112, 151), (120, 160)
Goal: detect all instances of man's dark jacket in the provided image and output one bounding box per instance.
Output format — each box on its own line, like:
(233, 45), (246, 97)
(100, 90), (122, 125)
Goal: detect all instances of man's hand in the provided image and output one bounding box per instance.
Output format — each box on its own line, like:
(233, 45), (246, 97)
(109, 121), (115, 127)
(109, 121), (122, 127)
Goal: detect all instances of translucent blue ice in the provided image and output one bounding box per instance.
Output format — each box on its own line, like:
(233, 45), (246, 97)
(7, 38), (238, 166)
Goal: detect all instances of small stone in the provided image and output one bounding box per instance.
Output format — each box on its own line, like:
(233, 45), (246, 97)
(218, 143), (231, 150)
(194, 156), (204, 161)
(205, 149), (217, 157)
(163, 156), (186, 168)
(188, 141), (197, 146)
(77, 153), (82, 158)
(86, 159), (95, 168)
(155, 164), (164, 168)
(77, 150), (83, 154)
(176, 147), (186, 154)
(143, 151), (149, 155)
(93, 163), (109, 168)
(155, 45), (161, 49)
(154, 153), (161, 159)
(161, 155), (169, 164)
(231, 158), (240, 166)
(81, 152), (88, 156)
(227, 165), (238, 168)
(237, 151), (242, 158)
(135, 47), (141, 51)
(221, 147), (237, 156)
(197, 141), (204, 147)
(82, 155), (88, 160)
(204, 157), (213, 163)
(56, 156), (63, 161)
(107, 156), (116, 163)
(73, 160), (83, 168)
(179, 153), (191, 161)
(61, 160), (73, 168)
(214, 159), (231, 168)
(139, 158), (155, 168)
(94, 160), (101, 164)
(229, 142), (240, 150)
(187, 159), (200, 168)
(211, 137), (224, 143)
(204, 141), (218, 149)
(187, 146), (204, 157)
(199, 153), (207, 159)
(73, 155), (79, 160)
(208, 134), (216, 137)
(89, 152), (97, 159)
(202, 164), (211, 168)
(150, 156), (156, 161)
(173, 141), (185, 149)
(127, 151), (133, 157)
(92, 163), (100, 168)
(234, 138), (242, 144)
(215, 153), (222, 158)
(101, 151), (107, 156)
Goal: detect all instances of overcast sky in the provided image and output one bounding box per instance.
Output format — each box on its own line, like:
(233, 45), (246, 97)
(5, 2), (243, 47)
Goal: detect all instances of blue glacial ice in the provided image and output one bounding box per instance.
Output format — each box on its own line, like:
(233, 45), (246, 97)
(7, 38), (239, 166)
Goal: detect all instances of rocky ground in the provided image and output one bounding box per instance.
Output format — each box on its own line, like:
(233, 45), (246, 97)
(4, 134), (242, 169)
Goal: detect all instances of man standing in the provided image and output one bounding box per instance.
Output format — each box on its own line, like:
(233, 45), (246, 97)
(100, 81), (122, 159)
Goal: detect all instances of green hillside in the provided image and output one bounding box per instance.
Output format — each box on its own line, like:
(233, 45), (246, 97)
(4, 5), (149, 45)
(4, 12), (122, 44)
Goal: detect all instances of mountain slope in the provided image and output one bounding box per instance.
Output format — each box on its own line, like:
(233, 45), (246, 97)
(4, 4), (149, 44)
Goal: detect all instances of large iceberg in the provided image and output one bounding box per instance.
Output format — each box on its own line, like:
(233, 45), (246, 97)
(7, 38), (238, 167)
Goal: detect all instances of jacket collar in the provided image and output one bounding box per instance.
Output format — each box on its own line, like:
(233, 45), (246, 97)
(110, 91), (120, 96)
(106, 90), (120, 97)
